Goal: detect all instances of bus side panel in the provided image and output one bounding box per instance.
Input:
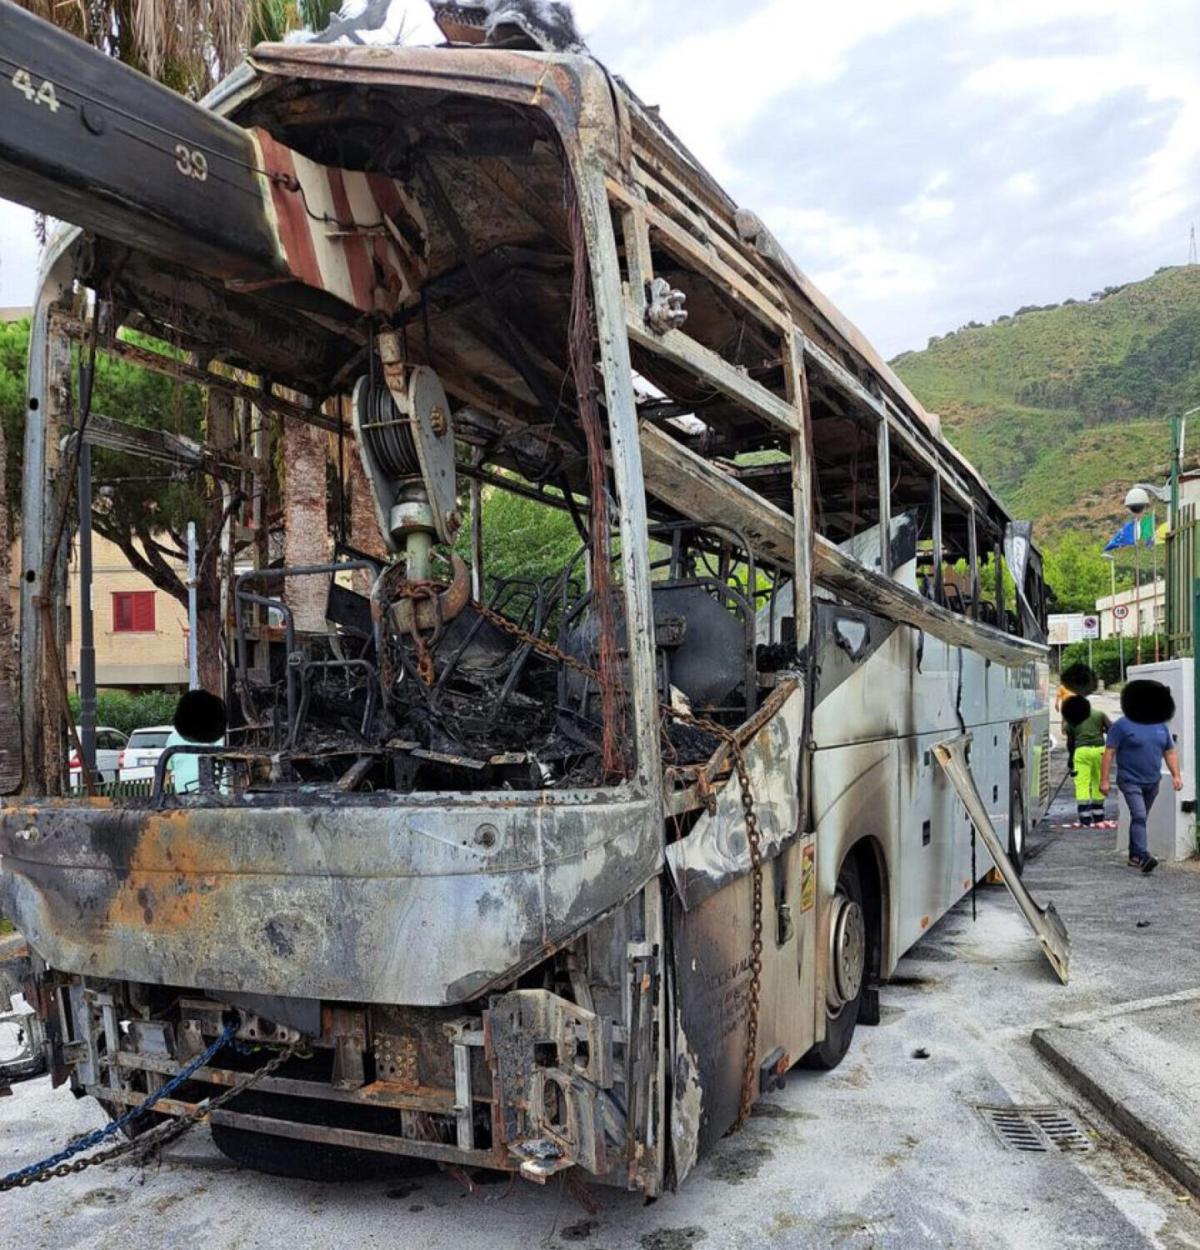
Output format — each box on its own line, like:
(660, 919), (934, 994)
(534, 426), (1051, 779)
(668, 835), (817, 1182)
(810, 738), (900, 980)
(895, 725), (1011, 959)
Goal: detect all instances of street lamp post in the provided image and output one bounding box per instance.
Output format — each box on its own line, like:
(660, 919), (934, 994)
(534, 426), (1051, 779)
(1126, 487), (1148, 665)
(1125, 482), (1170, 670)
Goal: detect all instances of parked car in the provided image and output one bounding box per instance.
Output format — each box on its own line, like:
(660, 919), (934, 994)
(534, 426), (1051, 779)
(117, 725), (173, 782)
(68, 726), (127, 786)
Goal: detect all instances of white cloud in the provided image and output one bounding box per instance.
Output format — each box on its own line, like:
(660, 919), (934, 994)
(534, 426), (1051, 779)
(580, 0), (1200, 352)
(902, 193), (955, 225)
(0, 203), (38, 311)
(595, 0), (961, 177)
(765, 206), (945, 303)
(1000, 171), (1039, 201)
(960, 3), (1200, 238)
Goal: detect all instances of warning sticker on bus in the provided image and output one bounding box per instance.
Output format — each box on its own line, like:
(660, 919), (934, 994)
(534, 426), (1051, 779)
(800, 842), (816, 913)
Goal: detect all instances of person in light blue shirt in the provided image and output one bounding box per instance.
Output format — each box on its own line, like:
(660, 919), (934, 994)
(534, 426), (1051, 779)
(165, 689), (227, 794)
(1100, 680), (1181, 874)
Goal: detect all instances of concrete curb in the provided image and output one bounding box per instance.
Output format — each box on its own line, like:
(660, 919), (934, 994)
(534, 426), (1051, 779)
(1033, 990), (1200, 1198)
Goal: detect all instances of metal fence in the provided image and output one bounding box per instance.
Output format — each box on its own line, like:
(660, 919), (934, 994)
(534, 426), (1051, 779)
(1166, 504), (1200, 657)
(68, 777), (160, 800)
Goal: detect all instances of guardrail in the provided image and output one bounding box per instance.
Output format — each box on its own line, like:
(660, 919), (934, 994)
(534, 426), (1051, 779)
(68, 777), (162, 800)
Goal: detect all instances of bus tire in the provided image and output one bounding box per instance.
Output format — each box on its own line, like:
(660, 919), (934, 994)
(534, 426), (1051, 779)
(1008, 768), (1027, 876)
(801, 857), (866, 1071)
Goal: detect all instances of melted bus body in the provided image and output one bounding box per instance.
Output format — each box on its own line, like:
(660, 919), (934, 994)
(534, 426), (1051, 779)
(0, 3), (1049, 1191)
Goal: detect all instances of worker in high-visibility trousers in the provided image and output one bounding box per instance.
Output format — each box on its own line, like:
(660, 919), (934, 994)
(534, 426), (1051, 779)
(1063, 695), (1112, 828)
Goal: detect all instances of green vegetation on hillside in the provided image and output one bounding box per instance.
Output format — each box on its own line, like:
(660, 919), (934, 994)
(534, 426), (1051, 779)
(892, 266), (1200, 534)
(892, 267), (1200, 610)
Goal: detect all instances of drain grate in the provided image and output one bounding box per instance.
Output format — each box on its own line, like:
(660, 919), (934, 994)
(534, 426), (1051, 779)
(976, 1105), (1093, 1154)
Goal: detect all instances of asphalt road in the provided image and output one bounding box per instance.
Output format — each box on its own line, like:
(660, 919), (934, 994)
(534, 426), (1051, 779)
(2, 752), (1199, 1250)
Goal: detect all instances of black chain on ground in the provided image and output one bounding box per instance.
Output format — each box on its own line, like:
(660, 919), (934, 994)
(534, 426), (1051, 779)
(0, 1038), (302, 1192)
(473, 601), (765, 1127)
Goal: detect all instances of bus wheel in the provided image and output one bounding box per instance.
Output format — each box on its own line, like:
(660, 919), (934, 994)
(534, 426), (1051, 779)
(802, 857), (866, 1071)
(1008, 768), (1027, 876)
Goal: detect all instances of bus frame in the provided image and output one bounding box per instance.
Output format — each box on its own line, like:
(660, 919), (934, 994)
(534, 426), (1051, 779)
(0, 5), (1052, 1194)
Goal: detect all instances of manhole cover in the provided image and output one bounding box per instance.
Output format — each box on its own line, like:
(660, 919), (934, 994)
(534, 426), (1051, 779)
(976, 1105), (1093, 1153)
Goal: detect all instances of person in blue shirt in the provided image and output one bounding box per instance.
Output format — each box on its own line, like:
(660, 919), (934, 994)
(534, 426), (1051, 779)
(1099, 679), (1182, 874)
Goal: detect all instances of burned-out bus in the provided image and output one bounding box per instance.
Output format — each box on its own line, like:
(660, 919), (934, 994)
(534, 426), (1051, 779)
(0, 2), (1055, 1193)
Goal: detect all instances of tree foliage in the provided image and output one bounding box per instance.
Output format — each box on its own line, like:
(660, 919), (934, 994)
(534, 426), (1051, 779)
(1061, 636), (1160, 688)
(1042, 532), (1130, 614)
(65, 689), (179, 737)
(0, 317), (209, 605)
(893, 266), (1200, 537)
(457, 482), (583, 597)
(0, 319), (27, 532)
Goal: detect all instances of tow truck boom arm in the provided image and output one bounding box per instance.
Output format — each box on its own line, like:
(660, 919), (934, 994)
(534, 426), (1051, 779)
(0, 0), (284, 285)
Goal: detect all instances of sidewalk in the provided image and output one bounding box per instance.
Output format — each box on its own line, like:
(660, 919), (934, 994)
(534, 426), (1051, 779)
(1034, 990), (1200, 1197)
(1028, 740), (1200, 1201)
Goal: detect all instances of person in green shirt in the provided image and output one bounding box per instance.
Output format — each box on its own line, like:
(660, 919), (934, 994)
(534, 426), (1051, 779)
(1062, 695), (1112, 828)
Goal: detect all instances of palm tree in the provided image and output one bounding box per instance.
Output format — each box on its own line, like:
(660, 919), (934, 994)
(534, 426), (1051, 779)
(12, 0), (341, 96)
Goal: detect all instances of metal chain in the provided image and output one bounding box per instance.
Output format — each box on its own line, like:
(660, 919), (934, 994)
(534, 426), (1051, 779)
(474, 602), (601, 683)
(0, 1028), (302, 1193)
(472, 602), (765, 1126)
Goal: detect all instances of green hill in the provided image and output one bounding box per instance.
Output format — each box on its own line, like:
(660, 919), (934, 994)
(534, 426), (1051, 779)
(891, 265), (1200, 535)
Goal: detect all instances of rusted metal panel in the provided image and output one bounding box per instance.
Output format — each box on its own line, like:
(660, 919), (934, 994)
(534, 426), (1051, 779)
(666, 684), (804, 910)
(0, 795), (660, 1006)
(488, 988), (619, 1181)
(247, 44), (600, 148)
(667, 867), (760, 1165)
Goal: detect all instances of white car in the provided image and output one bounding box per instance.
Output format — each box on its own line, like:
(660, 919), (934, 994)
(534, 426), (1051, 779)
(68, 726), (128, 787)
(118, 725), (174, 782)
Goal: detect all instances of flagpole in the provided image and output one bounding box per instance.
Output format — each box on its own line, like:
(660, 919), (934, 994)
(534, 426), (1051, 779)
(1135, 529), (1142, 666)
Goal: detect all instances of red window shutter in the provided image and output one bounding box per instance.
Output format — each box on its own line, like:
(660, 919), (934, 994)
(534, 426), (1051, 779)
(132, 592), (155, 632)
(112, 593), (132, 632)
(112, 592), (155, 632)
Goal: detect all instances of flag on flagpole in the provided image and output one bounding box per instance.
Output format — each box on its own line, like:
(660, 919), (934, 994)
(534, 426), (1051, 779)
(1155, 520), (1170, 546)
(1103, 515), (1157, 551)
(1104, 519), (1136, 551)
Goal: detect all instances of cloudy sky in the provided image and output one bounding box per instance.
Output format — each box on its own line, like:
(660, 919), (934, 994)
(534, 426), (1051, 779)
(2, 0), (1198, 357)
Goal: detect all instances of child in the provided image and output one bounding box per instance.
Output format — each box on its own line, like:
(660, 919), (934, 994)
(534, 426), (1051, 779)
(1056, 661), (1098, 712)
(1100, 679), (1182, 874)
(1062, 694), (1112, 828)
(165, 689), (227, 795)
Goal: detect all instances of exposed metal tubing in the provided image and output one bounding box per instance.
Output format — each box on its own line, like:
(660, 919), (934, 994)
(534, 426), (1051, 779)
(234, 590), (296, 733)
(19, 227), (80, 794)
(234, 561), (377, 743)
(152, 745), (229, 807)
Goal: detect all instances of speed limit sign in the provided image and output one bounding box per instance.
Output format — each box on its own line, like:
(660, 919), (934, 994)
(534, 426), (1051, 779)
(1113, 605), (1130, 621)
